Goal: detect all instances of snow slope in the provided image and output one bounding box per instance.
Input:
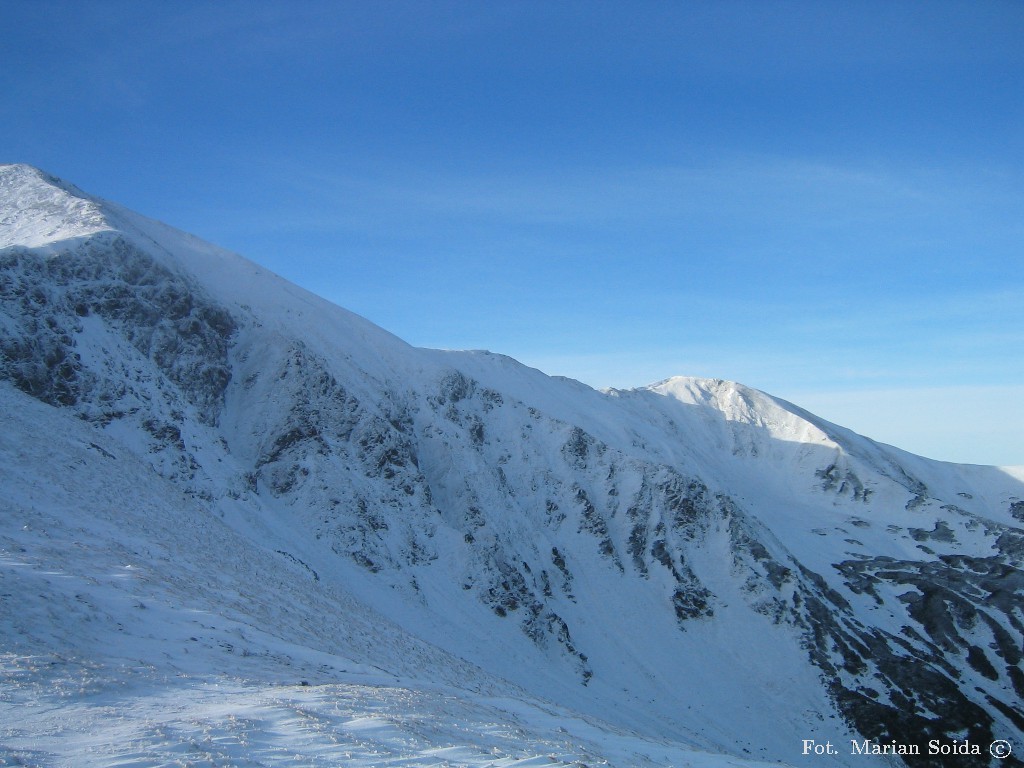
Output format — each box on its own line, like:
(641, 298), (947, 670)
(1, 164), (1022, 768)
(0, 380), (782, 768)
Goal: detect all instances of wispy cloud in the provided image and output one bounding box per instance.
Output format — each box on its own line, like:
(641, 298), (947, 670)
(244, 152), (1022, 236)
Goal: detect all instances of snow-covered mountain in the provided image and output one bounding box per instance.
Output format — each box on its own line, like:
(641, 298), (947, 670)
(1, 163), (1021, 768)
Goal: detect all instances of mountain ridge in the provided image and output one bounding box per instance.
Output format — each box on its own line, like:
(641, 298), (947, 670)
(2, 163), (1022, 767)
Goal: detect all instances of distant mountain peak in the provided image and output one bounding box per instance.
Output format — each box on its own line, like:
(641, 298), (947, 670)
(0, 163), (115, 250)
(643, 374), (835, 447)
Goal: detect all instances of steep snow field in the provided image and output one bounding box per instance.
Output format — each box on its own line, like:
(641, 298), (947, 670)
(2, 165), (1022, 767)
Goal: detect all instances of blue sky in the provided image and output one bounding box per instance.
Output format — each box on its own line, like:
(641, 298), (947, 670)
(2, 1), (1022, 465)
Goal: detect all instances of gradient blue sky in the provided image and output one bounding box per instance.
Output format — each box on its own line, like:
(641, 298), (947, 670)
(2, 1), (1022, 465)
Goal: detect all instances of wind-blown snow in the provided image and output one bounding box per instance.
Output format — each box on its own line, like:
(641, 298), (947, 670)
(0, 164), (114, 250)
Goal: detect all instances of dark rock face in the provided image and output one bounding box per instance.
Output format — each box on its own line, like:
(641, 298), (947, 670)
(807, 553), (1022, 767)
(816, 461), (871, 502)
(1, 237), (234, 423)
(1010, 501), (1024, 524)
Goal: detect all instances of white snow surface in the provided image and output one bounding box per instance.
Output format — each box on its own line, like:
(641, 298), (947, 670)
(1, 165), (1022, 767)
(0, 165), (114, 251)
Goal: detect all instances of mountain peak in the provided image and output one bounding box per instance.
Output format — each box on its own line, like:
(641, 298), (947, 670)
(0, 164), (114, 250)
(646, 374), (835, 445)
